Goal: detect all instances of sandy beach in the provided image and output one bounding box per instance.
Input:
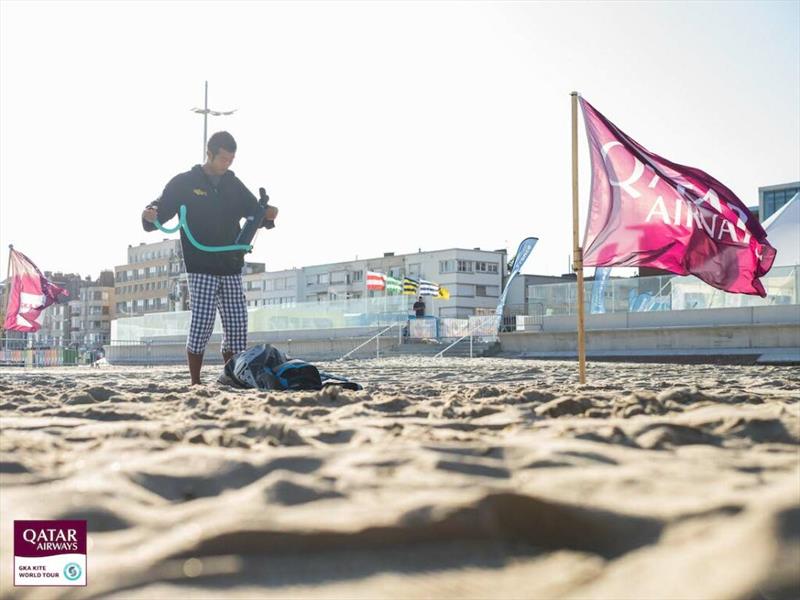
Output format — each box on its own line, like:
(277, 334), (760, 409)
(1, 357), (798, 599)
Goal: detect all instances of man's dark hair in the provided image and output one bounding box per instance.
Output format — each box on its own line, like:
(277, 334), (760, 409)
(207, 131), (237, 156)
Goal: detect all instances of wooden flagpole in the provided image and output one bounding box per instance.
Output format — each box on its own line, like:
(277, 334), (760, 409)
(571, 92), (587, 384)
(1, 245), (13, 338)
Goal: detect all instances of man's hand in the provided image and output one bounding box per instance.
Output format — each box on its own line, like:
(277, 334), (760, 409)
(263, 205), (279, 223)
(142, 206), (158, 223)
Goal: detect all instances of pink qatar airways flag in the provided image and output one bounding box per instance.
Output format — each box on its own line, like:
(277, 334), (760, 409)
(3, 248), (69, 332)
(580, 97), (776, 297)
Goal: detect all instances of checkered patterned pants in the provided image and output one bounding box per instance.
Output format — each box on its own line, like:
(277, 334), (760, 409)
(186, 273), (247, 355)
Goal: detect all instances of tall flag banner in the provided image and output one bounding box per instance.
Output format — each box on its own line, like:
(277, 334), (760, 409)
(3, 248), (69, 332)
(419, 279), (439, 296)
(590, 267), (612, 314)
(385, 276), (402, 294)
(580, 97), (775, 297)
(366, 271), (386, 291)
(437, 286), (451, 300)
(402, 277), (419, 295)
(495, 237), (539, 322)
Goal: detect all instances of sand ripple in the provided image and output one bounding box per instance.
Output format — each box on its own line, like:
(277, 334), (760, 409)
(1, 358), (798, 599)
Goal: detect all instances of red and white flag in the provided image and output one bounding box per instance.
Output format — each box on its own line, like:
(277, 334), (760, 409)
(366, 271), (386, 291)
(3, 249), (69, 332)
(580, 97), (775, 296)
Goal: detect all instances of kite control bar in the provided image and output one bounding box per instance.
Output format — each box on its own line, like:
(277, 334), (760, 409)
(235, 188), (273, 246)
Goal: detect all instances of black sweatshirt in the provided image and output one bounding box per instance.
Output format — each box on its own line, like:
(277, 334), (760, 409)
(142, 165), (262, 275)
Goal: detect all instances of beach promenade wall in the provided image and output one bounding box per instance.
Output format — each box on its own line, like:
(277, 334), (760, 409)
(105, 326), (402, 365)
(104, 305), (800, 365)
(499, 304), (800, 362)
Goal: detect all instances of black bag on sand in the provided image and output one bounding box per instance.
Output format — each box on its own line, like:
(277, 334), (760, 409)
(218, 344), (362, 391)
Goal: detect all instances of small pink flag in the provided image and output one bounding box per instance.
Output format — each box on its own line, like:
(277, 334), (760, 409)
(3, 249), (69, 332)
(580, 98), (776, 296)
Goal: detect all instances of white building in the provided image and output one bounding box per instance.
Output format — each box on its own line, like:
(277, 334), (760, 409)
(72, 283), (114, 348)
(244, 268), (303, 309)
(243, 247), (508, 318)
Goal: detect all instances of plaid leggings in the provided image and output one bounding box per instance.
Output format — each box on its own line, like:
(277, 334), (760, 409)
(186, 273), (248, 355)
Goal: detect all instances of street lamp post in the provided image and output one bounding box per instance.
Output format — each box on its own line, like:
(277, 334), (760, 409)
(191, 81), (237, 161)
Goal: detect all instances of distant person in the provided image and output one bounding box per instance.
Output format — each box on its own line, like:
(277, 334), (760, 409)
(141, 131), (279, 385)
(413, 296), (426, 318)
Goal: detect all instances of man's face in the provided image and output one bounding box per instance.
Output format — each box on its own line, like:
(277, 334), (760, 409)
(206, 148), (235, 175)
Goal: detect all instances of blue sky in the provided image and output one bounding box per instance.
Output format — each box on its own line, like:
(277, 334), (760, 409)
(1, 1), (798, 279)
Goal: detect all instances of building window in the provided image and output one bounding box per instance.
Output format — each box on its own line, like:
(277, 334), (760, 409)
(457, 260), (473, 273)
(474, 261), (499, 274)
(763, 187), (800, 220)
(318, 273), (329, 285)
(408, 263), (421, 277)
(352, 270), (363, 282)
(439, 260), (455, 274)
(455, 284), (475, 297)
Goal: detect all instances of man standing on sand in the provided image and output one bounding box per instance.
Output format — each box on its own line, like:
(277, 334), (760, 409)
(141, 131), (278, 384)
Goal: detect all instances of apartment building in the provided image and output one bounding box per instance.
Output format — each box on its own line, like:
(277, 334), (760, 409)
(31, 302), (71, 346)
(31, 271), (116, 348)
(30, 272), (88, 345)
(243, 267), (298, 308)
(71, 273), (115, 347)
(114, 239), (186, 317)
(30, 272), (115, 347)
(243, 248), (508, 318)
(44, 271), (88, 301)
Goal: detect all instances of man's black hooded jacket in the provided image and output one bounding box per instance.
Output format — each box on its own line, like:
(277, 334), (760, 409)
(142, 165), (262, 275)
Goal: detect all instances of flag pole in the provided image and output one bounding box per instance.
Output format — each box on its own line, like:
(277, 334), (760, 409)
(571, 92), (587, 384)
(1, 245), (13, 337)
